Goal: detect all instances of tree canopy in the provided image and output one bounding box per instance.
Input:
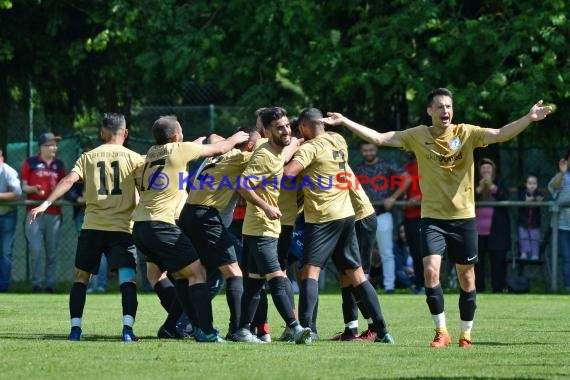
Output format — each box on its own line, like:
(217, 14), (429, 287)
(1, 0), (568, 160)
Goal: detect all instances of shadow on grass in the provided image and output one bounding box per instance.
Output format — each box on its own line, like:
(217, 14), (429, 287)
(356, 377), (515, 380)
(0, 332), (163, 342)
(474, 341), (546, 346)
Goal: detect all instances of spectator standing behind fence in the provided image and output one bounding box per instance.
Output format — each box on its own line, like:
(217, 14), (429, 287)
(474, 158), (511, 293)
(21, 132), (66, 293)
(518, 173), (543, 260)
(548, 151), (570, 292)
(394, 222), (416, 291)
(0, 149), (22, 292)
(353, 142), (408, 294)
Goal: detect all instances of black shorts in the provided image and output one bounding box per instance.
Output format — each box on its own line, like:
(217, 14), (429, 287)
(278, 224), (294, 270)
(178, 204), (238, 270)
(421, 217), (478, 265)
(132, 221), (198, 273)
(355, 213), (377, 273)
(75, 229), (137, 273)
(303, 216), (361, 272)
(242, 235), (280, 276)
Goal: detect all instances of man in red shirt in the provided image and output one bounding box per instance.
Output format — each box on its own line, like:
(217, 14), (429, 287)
(21, 132), (66, 292)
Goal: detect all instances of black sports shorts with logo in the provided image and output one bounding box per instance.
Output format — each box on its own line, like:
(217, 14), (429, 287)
(420, 217), (478, 265)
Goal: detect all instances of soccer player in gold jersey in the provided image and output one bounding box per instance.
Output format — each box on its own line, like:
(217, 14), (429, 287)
(322, 88), (552, 348)
(131, 115), (248, 343)
(233, 106), (312, 344)
(178, 124), (260, 339)
(284, 108), (394, 344)
(28, 113), (144, 342)
(332, 162), (383, 342)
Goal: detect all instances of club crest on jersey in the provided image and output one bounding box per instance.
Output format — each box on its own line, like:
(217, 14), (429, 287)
(449, 137), (462, 151)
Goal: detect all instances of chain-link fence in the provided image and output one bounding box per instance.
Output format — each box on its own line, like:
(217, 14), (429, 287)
(3, 104), (569, 291)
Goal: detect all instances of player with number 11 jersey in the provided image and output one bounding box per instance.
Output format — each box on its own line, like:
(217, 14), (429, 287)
(73, 144), (144, 232)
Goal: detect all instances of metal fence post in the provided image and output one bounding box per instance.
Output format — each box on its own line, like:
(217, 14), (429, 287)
(549, 203), (559, 291)
(28, 80), (34, 157)
(209, 104), (215, 134)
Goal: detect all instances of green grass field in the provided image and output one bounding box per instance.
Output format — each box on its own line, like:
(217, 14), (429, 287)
(1, 292), (569, 379)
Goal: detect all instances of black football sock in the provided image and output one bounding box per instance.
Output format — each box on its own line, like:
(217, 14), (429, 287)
(425, 284), (445, 315)
(188, 282), (215, 334)
(251, 286), (268, 331)
(341, 286), (359, 333)
(153, 278), (176, 312)
(268, 277), (296, 327)
(351, 285), (371, 319)
(120, 282), (138, 323)
(355, 281), (388, 337)
(163, 298), (183, 331)
(311, 296), (319, 333)
(239, 277), (266, 330)
(174, 279), (199, 330)
(299, 279), (319, 328)
(225, 276), (243, 333)
(69, 282), (87, 319)
(459, 289), (477, 321)
(284, 277), (296, 316)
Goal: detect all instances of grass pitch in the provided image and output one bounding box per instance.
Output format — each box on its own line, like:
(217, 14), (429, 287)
(0, 292), (569, 379)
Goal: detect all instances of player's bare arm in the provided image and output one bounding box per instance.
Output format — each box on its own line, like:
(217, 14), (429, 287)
(27, 171), (81, 224)
(283, 159), (304, 178)
(320, 112), (403, 148)
(200, 131), (249, 157)
(282, 136), (302, 163)
(483, 100), (553, 144)
(237, 177), (282, 220)
(192, 136), (207, 144)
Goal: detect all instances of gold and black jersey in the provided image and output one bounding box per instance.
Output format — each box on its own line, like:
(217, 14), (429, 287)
(187, 148), (252, 213)
(292, 133), (354, 224)
(71, 144), (144, 233)
(395, 124), (486, 219)
(132, 142), (203, 225)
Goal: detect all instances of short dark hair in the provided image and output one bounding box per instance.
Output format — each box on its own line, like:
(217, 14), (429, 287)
(235, 124), (259, 150)
(102, 113), (126, 133)
(359, 140), (376, 148)
(255, 107), (267, 117)
(153, 115), (179, 145)
(260, 107), (287, 129)
(289, 117), (300, 136)
(237, 124), (258, 134)
(427, 88), (453, 107)
(298, 108), (323, 124)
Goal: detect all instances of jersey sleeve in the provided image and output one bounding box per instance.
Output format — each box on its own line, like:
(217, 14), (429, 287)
(71, 154), (86, 181)
(181, 142), (205, 162)
(292, 142), (318, 169)
(395, 130), (412, 152)
(467, 124), (487, 149)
